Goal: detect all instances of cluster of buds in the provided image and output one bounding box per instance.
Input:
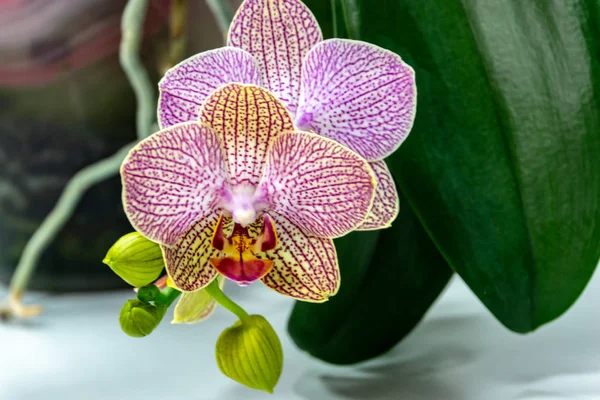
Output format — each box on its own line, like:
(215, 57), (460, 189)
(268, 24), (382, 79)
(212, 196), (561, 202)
(104, 233), (283, 392)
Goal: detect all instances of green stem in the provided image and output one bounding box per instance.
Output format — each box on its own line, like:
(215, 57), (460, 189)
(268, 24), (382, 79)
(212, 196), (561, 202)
(9, 143), (135, 295)
(158, 287), (182, 308)
(205, 280), (249, 320)
(338, 0), (360, 40)
(120, 0), (155, 139)
(206, 0), (235, 41)
(331, 0), (339, 38)
(166, 0), (188, 70)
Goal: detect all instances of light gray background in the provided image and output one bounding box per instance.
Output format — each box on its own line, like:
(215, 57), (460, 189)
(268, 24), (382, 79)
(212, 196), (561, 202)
(1, 265), (599, 400)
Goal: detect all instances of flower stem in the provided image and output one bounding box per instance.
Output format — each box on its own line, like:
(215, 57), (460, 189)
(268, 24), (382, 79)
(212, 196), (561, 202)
(206, 0), (235, 42)
(157, 287), (182, 308)
(205, 279), (249, 321)
(165, 0), (189, 72)
(331, 0), (338, 38)
(338, 0), (360, 40)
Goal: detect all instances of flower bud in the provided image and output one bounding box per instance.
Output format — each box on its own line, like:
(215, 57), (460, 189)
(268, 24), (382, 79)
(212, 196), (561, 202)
(119, 299), (166, 338)
(216, 315), (283, 393)
(103, 232), (164, 287)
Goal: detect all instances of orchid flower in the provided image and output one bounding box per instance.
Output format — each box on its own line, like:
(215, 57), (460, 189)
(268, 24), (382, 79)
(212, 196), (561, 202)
(121, 83), (376, 322)
(158, 0), (416, 231)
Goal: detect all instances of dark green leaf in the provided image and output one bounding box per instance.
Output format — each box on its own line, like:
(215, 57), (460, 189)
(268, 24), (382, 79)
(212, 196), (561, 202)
(340, 0), (600, 331)
(287, 0), (453, 365)
(288, 191), (453, 364)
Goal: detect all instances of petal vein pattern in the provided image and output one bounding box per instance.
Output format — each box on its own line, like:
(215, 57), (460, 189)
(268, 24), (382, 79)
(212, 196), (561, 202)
(261, 212), (339, 302)
(158, 48), (262, 129)
(259, 132), (376, 238)
(121, 122), (228, 246)
(297, 39), (417, 161)
(199, 83), (294, 188)
(228, 0), (323, 114)
(358, 160), (400, 230)
(162, 213), (222, 292)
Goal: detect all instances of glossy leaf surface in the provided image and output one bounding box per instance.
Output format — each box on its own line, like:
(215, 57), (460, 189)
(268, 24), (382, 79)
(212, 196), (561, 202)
(340, 0), (600, 331)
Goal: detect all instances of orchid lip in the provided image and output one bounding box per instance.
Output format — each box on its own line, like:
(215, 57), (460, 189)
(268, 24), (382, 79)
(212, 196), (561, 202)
(210, 214), (278, 286)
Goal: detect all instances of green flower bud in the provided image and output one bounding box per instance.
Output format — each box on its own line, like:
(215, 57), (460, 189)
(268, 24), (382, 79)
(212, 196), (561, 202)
(119, 299), (166, 338)
(103, 232), (164, 287)
(216, 315), (283, 393)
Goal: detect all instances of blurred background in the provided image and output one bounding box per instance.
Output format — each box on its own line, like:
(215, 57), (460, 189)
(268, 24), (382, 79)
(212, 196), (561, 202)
(1, 1), (599, 399)
(0, 0), (225, 291)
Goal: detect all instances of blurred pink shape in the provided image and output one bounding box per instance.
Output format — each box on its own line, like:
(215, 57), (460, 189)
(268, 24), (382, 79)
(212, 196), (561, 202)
(0, 0), (169, 87)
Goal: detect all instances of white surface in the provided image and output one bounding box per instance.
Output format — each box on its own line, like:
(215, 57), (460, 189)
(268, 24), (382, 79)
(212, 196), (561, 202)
(1, 268), (599, 400)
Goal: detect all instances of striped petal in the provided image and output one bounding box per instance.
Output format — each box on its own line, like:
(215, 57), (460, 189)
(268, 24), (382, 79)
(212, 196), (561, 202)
(296, 39), (417, 161)
(161, 213), (222, 292)
(172, 276), (225, 324)
(258, 131), (376, 238)
(121, 122), (228, 246)
(158, 48), (262, 129)
(261, 212), (339, 302)
(357, 161), (400, 230)
(199, 83), (294, 188)
(228, 0), (322, 114)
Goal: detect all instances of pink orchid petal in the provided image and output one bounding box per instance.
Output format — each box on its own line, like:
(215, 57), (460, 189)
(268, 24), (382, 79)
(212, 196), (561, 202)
(162, 213), (222, 292)
(261, 212), (339, 302)
(357, 160), (400, 230)
(158, 48), (262, 129)
(297, 39), (417, 161)
(199, 83), (294, 188)
(259, 131), (376, 238)
(228, 0), (322, 114)
(121, 122), (228, 246)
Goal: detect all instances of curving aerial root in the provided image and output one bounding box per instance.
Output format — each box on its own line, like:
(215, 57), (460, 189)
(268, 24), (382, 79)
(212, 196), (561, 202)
(0, 291), (42, 321)
(0, 0), (164, 321)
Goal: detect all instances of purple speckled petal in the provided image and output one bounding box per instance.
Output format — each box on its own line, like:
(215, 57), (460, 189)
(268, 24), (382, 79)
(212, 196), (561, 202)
(261, 212), (339, 302)
(121, 122), (228, 246)
(357, 160), (400, 230)
(199, 83), (294, 188)
(296, 39), (417, 161)
(157, 48), (262, 129)
(258, 131), (376, 238)
(227, 0), (322, 114)
(161, 213), (222, 292)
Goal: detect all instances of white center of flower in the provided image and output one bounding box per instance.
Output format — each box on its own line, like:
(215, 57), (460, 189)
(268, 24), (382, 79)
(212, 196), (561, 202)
(225, 185), (264, 227)
(232, 205), (256, 227)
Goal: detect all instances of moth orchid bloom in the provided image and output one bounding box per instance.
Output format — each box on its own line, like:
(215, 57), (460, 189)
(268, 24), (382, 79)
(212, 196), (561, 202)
(158, 0), (416, 230)
(121, 83), (376, 316)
